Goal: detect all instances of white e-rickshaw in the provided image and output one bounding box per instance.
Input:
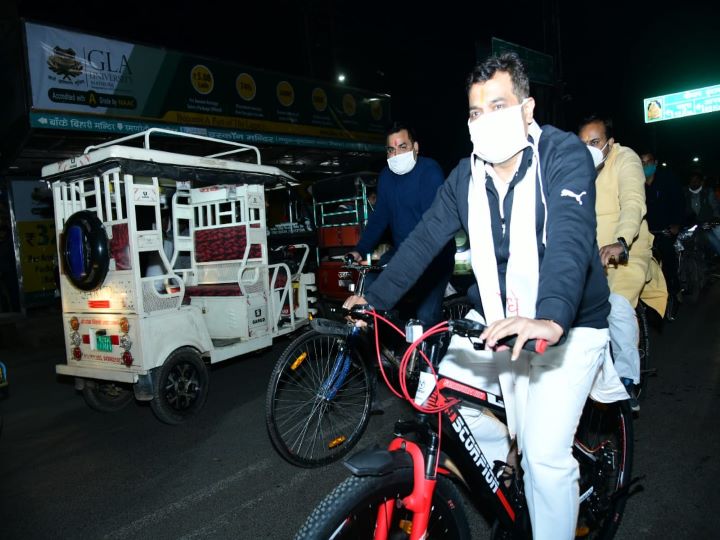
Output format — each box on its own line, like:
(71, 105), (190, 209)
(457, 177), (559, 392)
(46, 129), (316, 423)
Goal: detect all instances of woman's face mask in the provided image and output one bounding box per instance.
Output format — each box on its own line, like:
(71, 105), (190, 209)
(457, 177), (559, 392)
(643, 163), (657, 177)
(387, 149), (417, 175)
(468, 99), (530, 164)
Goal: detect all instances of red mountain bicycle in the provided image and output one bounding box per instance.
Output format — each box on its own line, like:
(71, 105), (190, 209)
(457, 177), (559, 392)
(294, 309), (634, 539)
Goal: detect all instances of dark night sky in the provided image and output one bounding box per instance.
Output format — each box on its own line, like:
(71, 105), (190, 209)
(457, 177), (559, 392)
(11, 0), (720, 179)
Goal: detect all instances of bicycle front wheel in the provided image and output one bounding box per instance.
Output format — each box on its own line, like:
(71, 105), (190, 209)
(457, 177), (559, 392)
(574, 399), (634, 540)
(294, 469), (471, 539)
(266, 330), (372, 468)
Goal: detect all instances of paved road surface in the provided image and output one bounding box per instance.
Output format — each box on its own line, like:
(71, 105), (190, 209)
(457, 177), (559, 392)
(1, 283), (719, 539)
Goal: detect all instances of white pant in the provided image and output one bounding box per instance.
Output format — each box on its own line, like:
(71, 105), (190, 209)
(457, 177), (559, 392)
(608, 293), (640, 384)
(439, 319), (620, 540)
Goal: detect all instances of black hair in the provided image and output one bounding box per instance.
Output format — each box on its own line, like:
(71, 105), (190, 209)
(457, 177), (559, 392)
(385, 122), (417, 143)
(639, 151), (656, 161)
(579, 114), (614, 140)
(466, 52), (530, 100)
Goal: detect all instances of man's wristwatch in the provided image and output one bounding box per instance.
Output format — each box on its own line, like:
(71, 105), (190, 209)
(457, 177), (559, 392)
(617, 237), (629, 262)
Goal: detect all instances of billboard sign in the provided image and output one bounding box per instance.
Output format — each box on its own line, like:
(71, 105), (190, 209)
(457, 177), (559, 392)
(24, 22), (390, 150)
(644, 84), (720, 123)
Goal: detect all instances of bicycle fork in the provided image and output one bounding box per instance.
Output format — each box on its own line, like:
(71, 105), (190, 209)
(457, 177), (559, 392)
(374, 435), (439, 540)
(319, 326), (360, 400)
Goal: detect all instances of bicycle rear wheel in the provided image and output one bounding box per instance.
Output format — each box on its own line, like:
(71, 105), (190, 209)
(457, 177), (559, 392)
(294, 469), (471, 539)
(574, 399), (634, 540)
(635, 302), (651, 399)
(266, 330), (372, 467)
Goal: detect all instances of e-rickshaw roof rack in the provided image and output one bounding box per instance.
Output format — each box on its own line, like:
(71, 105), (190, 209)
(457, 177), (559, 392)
(42, 128), (299, 189)
(83, 127), (262, 164)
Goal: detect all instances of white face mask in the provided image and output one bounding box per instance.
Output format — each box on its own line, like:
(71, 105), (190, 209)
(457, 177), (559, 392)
(689, 186), (702, 194)
(387, 149), (417, 175)
(468, 100), (530, 163)
(587, 141), (609, 169)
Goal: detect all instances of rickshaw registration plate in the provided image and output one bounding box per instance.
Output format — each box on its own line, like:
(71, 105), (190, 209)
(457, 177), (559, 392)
(97, 335), (113, 352)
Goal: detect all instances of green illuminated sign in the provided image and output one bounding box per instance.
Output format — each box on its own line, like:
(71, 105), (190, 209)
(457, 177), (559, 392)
(644, 84), (720, 123)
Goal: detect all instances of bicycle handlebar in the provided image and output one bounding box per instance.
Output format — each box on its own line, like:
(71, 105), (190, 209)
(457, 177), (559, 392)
(341, 257), (386, 273)
(652, 221), (720, 236)
(347, 306), (547, 354)
(345, 304), (389, 320)
(448, 318), (548, 354)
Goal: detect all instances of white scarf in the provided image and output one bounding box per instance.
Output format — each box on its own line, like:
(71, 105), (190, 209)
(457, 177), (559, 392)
(467, 121), (546, 324)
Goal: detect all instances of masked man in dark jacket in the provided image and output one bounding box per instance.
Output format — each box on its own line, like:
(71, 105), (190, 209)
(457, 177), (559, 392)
(344, 53), (627, 540)
(348, 122), (455, 326)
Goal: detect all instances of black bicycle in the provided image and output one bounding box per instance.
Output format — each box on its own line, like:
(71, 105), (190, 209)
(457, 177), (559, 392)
(295, 310), (634, 539)
(265, 260), (471, 468)
(654, 222), (718, 305)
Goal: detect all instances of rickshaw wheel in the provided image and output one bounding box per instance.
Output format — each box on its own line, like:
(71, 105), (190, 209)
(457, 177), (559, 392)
(82, 379), (134, 412)
(151, 348), (208, 424)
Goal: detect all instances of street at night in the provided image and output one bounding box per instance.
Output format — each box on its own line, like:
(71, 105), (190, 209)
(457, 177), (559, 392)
(1, 282), (719, 539)
(2, 2), (720, 539)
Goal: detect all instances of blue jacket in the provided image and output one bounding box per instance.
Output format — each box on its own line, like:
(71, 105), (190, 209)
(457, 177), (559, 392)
(356, 155), (455, 272)
(364, 125), (610, 339)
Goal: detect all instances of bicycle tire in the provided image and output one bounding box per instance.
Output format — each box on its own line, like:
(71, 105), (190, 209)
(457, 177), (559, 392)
(574, 399), (634, 540)
(294, 468), (471, 540)
(636, 302), (651, 399)
(266, 329), (372, 468)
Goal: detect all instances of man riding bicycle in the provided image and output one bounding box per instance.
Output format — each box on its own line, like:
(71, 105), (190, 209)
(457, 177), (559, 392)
(344, 53), (628, 540)
(578, 115), (667, 412)
(347, 122), (455, 327)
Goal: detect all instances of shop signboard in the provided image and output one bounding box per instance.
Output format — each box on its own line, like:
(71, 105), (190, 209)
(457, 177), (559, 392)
(24, 22), (390, 151)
